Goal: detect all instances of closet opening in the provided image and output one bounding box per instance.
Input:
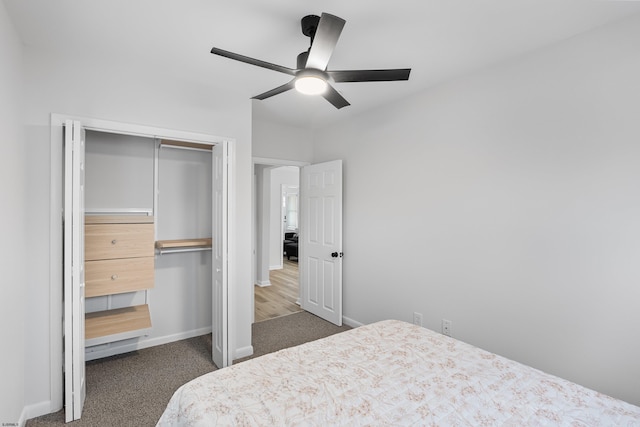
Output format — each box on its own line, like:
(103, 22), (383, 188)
(83, 132), (215, 361)
(57, 115), (233, 421)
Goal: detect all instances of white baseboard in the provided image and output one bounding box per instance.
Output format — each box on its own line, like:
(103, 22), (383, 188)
(85, 327), (213, 361)
(22, 400), (51, 424)
(269, 263), (283, 270)
(342, 316), (364, 328)
(256, 280), (271, 287)
(234, 345), (254, 360)
(18, 405), (27, 427)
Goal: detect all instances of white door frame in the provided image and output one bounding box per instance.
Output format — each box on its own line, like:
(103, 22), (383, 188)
(50, 113), (236, 412)
(251, 157), (309, 323)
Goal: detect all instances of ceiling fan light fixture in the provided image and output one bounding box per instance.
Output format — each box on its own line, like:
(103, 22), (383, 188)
(295, 75), (327, 95)
(210, 12), (410, 108)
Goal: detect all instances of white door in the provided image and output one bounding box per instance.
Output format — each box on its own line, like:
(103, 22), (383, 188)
(212, 141), (229, 368)
(64, 120), (86, 421)
(300, 160), (343, 325)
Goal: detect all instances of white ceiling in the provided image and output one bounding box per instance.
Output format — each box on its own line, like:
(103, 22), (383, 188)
(5, 0), (640, 129)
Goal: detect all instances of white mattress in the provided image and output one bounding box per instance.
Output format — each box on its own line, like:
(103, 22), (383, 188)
(157, 320), (640, 426)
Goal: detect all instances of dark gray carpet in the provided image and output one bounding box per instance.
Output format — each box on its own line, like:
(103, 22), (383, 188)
(27, 311), (351, 426)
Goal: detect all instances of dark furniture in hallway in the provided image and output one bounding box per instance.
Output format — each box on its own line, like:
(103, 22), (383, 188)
(284, 232), (298, 260)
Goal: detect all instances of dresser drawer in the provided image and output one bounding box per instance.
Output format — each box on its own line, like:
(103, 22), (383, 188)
(85, 223), (154, 261)
(85, 257), (154, 297)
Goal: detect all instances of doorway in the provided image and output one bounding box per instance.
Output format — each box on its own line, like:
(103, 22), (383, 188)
(251, 157), (344, 327)
(252, 159), (307, 323)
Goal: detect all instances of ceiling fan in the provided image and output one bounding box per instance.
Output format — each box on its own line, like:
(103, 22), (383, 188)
(210, 13), (411, 109)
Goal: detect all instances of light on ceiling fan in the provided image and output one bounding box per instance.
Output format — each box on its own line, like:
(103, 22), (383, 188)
(295, 75), (327, 95)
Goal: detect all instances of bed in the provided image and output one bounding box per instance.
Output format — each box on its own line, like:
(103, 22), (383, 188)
(157, 320), (640, 426)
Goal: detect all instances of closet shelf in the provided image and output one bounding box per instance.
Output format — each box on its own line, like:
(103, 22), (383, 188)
(85, 304), (152, 347)
(155, 238), (212, 253)
(160, 139), (213, 151)
(85, 215), (154, 224)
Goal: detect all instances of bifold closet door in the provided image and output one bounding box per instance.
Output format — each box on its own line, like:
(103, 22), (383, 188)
(212, 141), (229, 368)
(64, 120), (86, 421)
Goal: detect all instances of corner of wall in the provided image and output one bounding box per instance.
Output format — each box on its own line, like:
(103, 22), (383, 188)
(234, 345), (254, 360)
(22, 400), (54, 425)
(343, 316), (365, 328)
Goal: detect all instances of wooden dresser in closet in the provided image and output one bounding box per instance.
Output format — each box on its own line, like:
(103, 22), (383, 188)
(84, 215), (154, 345)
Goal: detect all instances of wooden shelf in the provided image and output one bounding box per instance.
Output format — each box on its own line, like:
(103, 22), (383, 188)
(85, 215), (154, 224)
(160, 139), (212, 151)
(85, 304), (152, 346)
(155, 238), (212, 250)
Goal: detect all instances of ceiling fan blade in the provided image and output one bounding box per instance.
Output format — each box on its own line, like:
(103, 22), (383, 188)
(251, 80), (296, 100)
(305, 13), (345, 71)
(211, 47), (296, 76)
(329, 68), (411, 82)
(322, 84), (350, 109)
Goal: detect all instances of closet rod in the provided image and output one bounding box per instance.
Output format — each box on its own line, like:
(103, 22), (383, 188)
(157, 247), (212, 255)
(85, 208), (153, 216)
(160, 145), (213, 154)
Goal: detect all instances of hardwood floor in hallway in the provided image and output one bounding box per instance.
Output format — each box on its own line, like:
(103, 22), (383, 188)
(254, 258), (302, 322)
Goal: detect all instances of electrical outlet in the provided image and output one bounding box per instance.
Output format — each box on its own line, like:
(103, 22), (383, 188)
(413, 312), (423, 327)
(442, 319), (452, 337)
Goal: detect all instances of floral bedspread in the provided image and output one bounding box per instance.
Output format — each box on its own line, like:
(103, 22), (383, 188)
(157, 320), (640, 426)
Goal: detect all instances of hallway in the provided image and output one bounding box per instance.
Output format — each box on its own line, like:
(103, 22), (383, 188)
(254, 259), (301, 322)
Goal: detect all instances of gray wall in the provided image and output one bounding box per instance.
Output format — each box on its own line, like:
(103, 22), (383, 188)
(313, 14), (640, 405)
(0, 2), (26, 424)
(254, 165), (271, 287)
(252, 102), (314, 163)
(85, 131), (154, 211)
(157, 147), (212, 240)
